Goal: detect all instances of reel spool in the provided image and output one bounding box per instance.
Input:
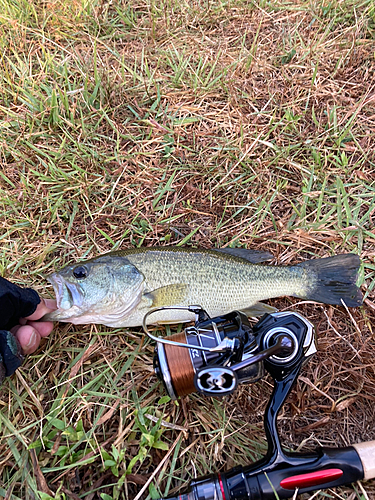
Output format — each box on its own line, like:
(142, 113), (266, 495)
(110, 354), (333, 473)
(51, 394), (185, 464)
(149, 307), (258, 399)
(144, 306), (316, 400)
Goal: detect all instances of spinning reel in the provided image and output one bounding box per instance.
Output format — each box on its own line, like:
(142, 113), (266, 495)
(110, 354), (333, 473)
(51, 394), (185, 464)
(143, 306), (315, 400)
(142, 307), (375, 500)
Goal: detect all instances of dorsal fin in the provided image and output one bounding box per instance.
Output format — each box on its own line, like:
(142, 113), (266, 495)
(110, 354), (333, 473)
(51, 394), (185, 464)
(214, 248), (273, 263)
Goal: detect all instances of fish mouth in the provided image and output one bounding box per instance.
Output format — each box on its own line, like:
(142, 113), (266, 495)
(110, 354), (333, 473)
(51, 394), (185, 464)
(47, 273), (65, 309)
(46, 273), (83, 319)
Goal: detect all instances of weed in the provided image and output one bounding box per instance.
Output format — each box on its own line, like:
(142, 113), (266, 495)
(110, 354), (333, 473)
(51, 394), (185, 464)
(0, 0), (374, 498)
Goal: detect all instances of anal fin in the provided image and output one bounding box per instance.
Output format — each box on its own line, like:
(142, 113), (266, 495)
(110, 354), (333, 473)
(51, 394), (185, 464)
(239, 302), (278, 317)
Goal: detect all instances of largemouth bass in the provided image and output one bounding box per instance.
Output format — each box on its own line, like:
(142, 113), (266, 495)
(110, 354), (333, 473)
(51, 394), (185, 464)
(44, 247), (362, 327)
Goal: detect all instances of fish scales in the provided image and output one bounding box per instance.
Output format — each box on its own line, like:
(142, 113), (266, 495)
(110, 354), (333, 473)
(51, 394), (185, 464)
(44, 247), (362, 328)
(121, 249), (305, 320)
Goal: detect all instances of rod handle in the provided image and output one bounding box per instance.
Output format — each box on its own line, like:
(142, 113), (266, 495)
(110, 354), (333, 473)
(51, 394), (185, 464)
(353, 441), (375, 480)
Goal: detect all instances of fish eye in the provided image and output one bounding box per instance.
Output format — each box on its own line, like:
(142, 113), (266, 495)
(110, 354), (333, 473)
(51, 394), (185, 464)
(73, 265), (88, 279)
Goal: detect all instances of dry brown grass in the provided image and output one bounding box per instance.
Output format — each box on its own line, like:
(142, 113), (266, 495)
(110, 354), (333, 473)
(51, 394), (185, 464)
(0, 0), (375, 498)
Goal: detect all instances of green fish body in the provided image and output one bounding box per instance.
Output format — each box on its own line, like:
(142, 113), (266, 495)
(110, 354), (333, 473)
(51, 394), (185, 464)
(45, 247), (362, 327)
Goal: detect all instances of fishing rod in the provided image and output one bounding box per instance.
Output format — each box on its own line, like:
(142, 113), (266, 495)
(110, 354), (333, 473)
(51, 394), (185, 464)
(142, 306), (375, 500)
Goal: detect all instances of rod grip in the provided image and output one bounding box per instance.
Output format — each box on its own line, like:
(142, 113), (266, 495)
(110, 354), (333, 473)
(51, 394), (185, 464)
(353, 441), (375, 480)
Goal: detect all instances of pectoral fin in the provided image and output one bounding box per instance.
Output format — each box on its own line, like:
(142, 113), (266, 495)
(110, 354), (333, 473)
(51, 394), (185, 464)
(240, 302), (278, 317)
(143, 284), (189, 308)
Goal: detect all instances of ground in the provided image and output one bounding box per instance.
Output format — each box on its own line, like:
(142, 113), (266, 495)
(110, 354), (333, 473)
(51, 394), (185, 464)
(0, 0), (374, 499)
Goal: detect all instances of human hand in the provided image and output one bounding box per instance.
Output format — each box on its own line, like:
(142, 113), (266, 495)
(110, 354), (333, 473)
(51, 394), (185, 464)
(10, 298), (57, 355)
(0, 276), (57, 384)
(0, 297), (57, 384)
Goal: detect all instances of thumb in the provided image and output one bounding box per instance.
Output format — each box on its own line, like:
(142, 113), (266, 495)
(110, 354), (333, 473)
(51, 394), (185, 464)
(24, 298), (57, 321)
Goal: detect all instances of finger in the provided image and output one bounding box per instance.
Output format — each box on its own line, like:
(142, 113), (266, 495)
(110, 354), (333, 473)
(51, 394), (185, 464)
(14, 325), (42, 355)
(26, 320), (54, 338)
(24, 298), (57, 321)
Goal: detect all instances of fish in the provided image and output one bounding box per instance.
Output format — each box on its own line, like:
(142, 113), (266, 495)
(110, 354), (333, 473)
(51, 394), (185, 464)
(44, 247), (363, 327)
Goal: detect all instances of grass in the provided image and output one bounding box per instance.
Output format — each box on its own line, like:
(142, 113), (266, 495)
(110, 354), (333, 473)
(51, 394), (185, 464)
(0, 0), (375, 498)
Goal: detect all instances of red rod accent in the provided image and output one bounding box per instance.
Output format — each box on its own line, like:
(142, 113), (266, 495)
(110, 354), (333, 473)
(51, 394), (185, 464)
(218, 473), (226, 500)
(280, 468), (344, 490)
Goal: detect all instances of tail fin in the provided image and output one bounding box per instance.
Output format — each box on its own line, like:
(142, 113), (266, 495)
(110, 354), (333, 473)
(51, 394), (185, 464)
(295, 254), (363, 307)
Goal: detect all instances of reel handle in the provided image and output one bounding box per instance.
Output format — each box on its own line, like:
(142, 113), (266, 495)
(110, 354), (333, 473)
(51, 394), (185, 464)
(193, 334), (295, 397)
(159, 363), (374, 500)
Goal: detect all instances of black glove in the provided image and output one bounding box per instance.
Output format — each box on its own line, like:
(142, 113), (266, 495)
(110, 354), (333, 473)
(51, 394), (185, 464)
(0, 277), (41, 384)
(0, 330), (24, 383)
